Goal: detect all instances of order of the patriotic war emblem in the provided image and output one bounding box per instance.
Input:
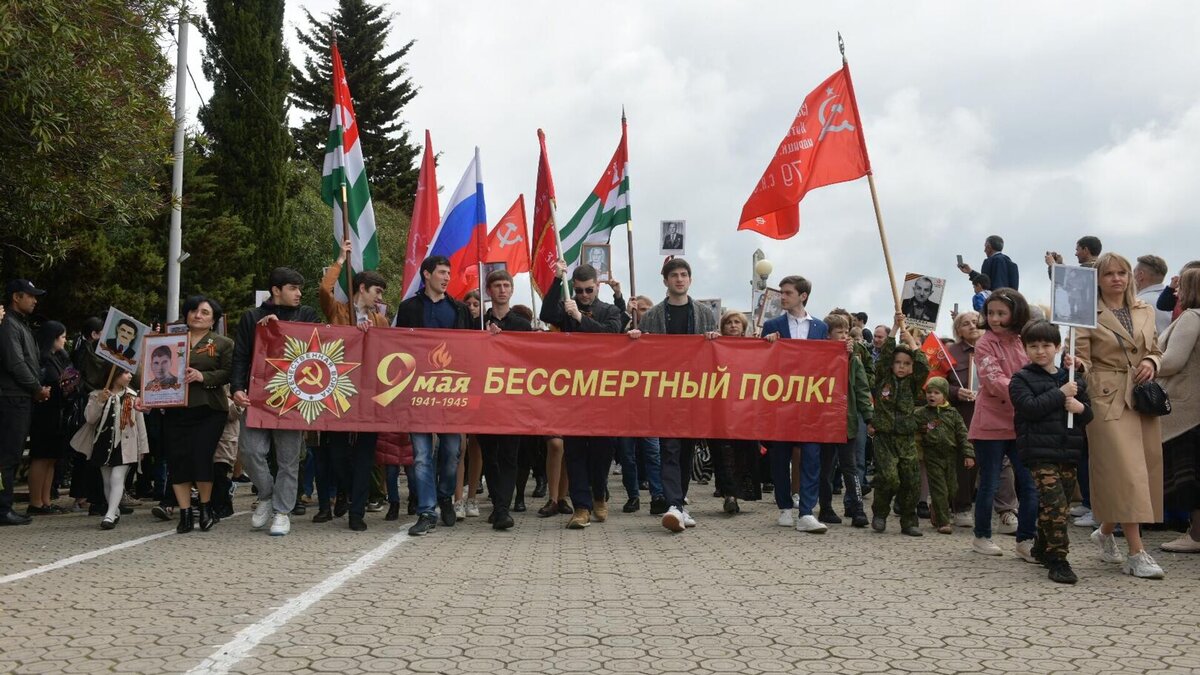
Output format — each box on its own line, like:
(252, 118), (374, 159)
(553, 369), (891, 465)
(264, 329), (361, 423)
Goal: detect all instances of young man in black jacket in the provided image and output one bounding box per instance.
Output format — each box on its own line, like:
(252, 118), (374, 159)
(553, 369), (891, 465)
(0, 280), (50, 526)
(394, 255), (472, 536)
(231, 268), (321, 537)
(539, 262), (622, 529)
(1009, 320), (1094, 584)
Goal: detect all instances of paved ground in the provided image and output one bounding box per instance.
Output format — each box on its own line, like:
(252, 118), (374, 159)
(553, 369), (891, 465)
(1, 481), (1198, 675)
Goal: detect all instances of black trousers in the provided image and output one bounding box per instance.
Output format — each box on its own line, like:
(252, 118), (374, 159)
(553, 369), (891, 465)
(325, 431), (376, 517)
(0, 396), (32, 516)
(563, 436), (614, 510)
(478, 434), (520, 516)
(514, 435), (543, 502)
(660, 438), (695, 509)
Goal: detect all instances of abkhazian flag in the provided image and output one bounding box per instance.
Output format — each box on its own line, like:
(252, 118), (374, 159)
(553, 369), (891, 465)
(321, 43), (379, 301)
(558, 114), (630, 268)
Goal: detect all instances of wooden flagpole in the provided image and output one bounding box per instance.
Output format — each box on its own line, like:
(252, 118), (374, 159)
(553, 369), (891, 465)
(1067, 326), (1077, 429)
(622, 106), (639, 329)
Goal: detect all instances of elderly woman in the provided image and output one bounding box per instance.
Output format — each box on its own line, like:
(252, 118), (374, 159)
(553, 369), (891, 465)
(708, 310), (763, 515)
(1158, 268), (1200, 553)
(1073, 253), (1166, 578)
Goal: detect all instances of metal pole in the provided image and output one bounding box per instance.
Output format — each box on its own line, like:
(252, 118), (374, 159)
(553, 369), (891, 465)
(166, 12), (188, 323)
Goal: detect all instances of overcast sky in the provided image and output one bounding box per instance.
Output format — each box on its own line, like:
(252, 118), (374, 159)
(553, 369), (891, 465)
(177, 1), (1200, 334)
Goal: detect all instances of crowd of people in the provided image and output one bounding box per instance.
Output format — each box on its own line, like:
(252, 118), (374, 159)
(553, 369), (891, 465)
(1, 234), (1198, 587)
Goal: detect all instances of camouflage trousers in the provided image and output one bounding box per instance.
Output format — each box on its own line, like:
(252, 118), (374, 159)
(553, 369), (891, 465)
(1028, 462), (1078, 562)
(923, 446), (959, 528)
(871, 433), (920, 529)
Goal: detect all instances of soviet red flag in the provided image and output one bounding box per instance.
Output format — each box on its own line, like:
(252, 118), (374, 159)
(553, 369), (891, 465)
(738, 64), (871, 239)
(485, 195), (530, 275)
(921, 332), (957, 385)
(531, 129), (561, 297)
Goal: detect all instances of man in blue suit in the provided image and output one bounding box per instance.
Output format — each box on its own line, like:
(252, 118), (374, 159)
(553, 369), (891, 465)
(762, 275), (829, 534)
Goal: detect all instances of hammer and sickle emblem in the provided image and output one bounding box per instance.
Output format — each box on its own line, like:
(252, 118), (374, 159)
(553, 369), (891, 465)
(496, 222), (523, 248)
(298, 364), (324, 387)
(817, 93), (856, 141)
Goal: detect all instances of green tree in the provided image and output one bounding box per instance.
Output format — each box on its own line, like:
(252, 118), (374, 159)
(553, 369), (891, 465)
(198, 0), (292, 288)
(291, 0), (420, 213)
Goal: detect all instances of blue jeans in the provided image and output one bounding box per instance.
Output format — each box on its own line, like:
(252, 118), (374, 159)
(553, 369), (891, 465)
(618, 437), (663, 499)
(410, 433), (462, 516)
(385, 465), (401, 503)
(768, 442), (820, 515)
(973, 439), (1038, 540)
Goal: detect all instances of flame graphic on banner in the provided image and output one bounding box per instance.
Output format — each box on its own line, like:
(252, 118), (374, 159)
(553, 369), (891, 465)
(429, 343), (452, 370)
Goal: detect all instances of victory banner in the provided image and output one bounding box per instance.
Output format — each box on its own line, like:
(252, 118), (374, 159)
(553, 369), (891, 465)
(247, 322), (849, 442)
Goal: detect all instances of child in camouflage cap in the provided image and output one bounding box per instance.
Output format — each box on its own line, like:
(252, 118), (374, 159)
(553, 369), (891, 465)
(915, 377), (975, 534)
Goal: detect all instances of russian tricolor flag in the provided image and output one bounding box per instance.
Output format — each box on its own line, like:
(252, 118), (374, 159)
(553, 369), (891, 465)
(428, 148), (487, 300)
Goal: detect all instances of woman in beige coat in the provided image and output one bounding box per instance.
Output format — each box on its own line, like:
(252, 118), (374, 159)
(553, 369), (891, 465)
(1157, 268), (1200, 553)
(1073, 253), (1165, 579)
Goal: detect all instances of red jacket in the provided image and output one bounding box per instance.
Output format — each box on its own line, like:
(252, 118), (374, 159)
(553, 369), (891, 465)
(375, 432), (413, 467)
(968, 329), (1029, 441)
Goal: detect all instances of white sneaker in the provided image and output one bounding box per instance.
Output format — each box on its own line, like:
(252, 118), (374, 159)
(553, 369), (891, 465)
(454, 500), (466, 521)
(952, 511), (974, 528)
(1069, 504), (1090, 518)
(662, 506), (685, 533)
(251, 500), (273, 529)
(1073, 512), (1098, 528)
(777, 509), (795, 527)
(1123, 550), (1165, 579)
(1161, 534), (1200, 553)
(464, 499), (480, 518)
(997, 511), (1018, 535)
(795, 514), (828, 534)
(269, 512), (291, 536)
(681, 509), (696, 528)
(972, 537), (1003, 556)
(1015, 539), (1038, 563)
(1090, 528), (1124, 563)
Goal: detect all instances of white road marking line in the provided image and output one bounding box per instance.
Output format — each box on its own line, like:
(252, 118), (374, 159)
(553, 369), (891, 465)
(0, 511), (248, 586)
(186, 529), (413, 675)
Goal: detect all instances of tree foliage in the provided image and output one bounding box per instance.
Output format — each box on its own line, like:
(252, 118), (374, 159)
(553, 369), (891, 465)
(291, 0), (420, 213)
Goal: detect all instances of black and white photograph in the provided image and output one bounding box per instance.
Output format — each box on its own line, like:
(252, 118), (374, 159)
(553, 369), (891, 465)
(1051, 264), (1098, 328)
(900, 273), (945, 332)
(95, 306), (151, 372)
(754, 287), (783, 330)
(581, 244), (611, 281)
(696, 298), (722, 322)
(660, 219), (686, 255)
(482, 261), (507, 300)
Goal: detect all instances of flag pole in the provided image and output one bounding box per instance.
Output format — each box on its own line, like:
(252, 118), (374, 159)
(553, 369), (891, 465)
(840, 33), (900, 313)
(622, 107), (639, 329)
(333, 28), (354, 304)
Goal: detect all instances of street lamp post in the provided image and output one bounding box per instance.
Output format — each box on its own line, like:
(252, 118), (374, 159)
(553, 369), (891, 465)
(750, 248), (773, 328)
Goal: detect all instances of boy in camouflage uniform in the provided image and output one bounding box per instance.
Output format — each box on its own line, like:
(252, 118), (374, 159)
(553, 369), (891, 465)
(868, 314), (928, 536)
(1009, 320), (1093, 584)
(915, 377), (974, 534)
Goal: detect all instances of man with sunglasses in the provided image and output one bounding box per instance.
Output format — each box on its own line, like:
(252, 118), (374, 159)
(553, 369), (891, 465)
(540, 261), (622, 529)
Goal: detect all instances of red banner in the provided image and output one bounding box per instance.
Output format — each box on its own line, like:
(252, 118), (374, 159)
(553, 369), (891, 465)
(247, 322), (848, 442)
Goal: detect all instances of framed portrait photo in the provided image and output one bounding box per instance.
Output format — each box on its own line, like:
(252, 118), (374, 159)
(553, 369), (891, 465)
(754, 287), (783, 330)
(696, 298), (722, 323)
(481, 261), (508, 300)
(581, 244), (612, 281)
(660, 220), (686, 255)
(1051, 264), (1098, 329)
(96, 307), (151, 373)
(139, 333), (189, 408)
(900, 273), (946, 333)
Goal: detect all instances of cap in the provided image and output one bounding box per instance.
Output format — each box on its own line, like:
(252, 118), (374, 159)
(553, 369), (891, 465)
(926, 376), (950, 399)
(5, 279), (46, 297)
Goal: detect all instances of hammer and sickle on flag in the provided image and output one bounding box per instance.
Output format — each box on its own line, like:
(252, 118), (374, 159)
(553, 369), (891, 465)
(484, 195), (531, 274)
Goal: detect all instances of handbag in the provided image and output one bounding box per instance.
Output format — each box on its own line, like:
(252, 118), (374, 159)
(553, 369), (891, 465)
(1109, 327), (1171, 417)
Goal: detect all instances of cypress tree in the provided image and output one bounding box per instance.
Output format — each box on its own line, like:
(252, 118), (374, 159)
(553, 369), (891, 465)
(198, 0), (293, 288)
(291, 0), (421, 213)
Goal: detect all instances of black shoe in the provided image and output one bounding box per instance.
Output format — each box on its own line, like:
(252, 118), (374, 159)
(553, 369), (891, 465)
(762, 482), (774, 493)
(151, 505), (173, 521)
(901, 526), (924, 537)
(818, 508), (843, 525)
(916, 502), (931, 520)
(198, 502), (215, 531)
(0, 511), (32, 526)
(832, 485), (843, 495)
(649, 496), (668, 516)
(623, 497), (641, 513)
(439, 499), (456, 526)
(1047, 560), (1078, 584)
(1032, 539), (1047, 565)
(556, 499), (573, 515)
(26, 505), (53, 515)
(713, 489), (722, 498)
(892, 502), (901, 516)
(408, 513), (437, 536)
(334, 495), (348, 518)
(100, 515), (119, 530)
(291, 503), (307, 516)
(385, 502), (400, 521)
(872, 516), (887, 532)
(313, 508), (333, 523)
(861, 485), (873, 497)
(852, 514), (869, 528)
(486, 511), (495, 524)
(177, 507), (194, 534)
(639, 481), (649, 492)
(531, 478), (548, 499)
(537, 499), (558, 517)
(723, 496), (740, 514)
(349, 514), (367, 531)
(88, 503), (105, 516)
(407, 494), (417, 515)
(512, 499), (526, 513)
(492, 511), (514, 530)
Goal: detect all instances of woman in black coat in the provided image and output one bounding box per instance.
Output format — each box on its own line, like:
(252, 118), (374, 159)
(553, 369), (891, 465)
(27, 321), (77, 514)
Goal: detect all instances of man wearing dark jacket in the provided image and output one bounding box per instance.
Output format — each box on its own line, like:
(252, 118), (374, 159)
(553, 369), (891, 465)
(395, 255), (472, 537)
(231, 267), (321, 537)
(0, 280), (50, 526)
(959, 235), (1020, 291)
(540, 262), (622, 529)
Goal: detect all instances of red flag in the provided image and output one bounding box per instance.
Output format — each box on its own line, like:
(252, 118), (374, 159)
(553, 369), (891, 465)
(402, 130), (440, 300)
(921, 332), (957, 384)
(738, 64), (871, 239)
(485, 195), (530, 275)
(531, 129), (560, 297)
